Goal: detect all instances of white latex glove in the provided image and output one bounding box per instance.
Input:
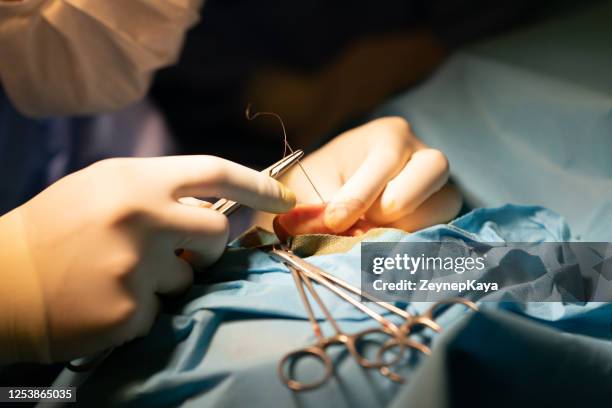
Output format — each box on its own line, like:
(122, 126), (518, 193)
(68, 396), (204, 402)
(257, 116), (461, 233)
(0, 156), (295, 363)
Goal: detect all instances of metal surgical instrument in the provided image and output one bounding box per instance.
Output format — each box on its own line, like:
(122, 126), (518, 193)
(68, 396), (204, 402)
(269, 247), (478, 390)
(270, 248), (429, 390)
(211, 149), (304, 215)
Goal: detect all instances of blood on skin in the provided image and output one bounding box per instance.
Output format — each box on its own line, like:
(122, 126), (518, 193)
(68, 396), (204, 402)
(273, 203), (376, 242)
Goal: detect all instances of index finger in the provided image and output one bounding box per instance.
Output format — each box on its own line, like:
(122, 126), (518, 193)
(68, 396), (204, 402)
(323, 121), (414, 233)
(323, 150), (404, 232)
(154, 156), (297, 214)
(365, 148), (450, 224)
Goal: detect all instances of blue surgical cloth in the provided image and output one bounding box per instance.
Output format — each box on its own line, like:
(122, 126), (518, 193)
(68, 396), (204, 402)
(376, 2), (612, 241)
(53, 205), (612, 407)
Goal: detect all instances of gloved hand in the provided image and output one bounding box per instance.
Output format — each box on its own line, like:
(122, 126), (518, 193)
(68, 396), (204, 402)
(256, 117), (460, 233)
(0, 156), (295, 363)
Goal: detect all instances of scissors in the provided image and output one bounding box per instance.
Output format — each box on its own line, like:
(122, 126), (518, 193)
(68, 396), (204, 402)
(269, 248), (478, 389)
(66, 150), (304, 372)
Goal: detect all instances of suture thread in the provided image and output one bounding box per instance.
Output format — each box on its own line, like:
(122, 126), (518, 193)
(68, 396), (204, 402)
(245, 104), (325, 203)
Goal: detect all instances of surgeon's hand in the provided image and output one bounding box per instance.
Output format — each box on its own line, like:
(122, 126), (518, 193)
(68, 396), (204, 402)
(0, 156), (295, 363)
(256, 117), (460, 233)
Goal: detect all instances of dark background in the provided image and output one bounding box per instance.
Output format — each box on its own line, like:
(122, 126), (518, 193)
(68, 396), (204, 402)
(151, 0), (555, 168)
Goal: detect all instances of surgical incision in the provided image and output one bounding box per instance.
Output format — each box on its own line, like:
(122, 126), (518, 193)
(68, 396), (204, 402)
(273, 203), (375, 242)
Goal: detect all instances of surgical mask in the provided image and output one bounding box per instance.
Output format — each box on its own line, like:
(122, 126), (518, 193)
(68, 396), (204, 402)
(0, 0), (203, 118)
